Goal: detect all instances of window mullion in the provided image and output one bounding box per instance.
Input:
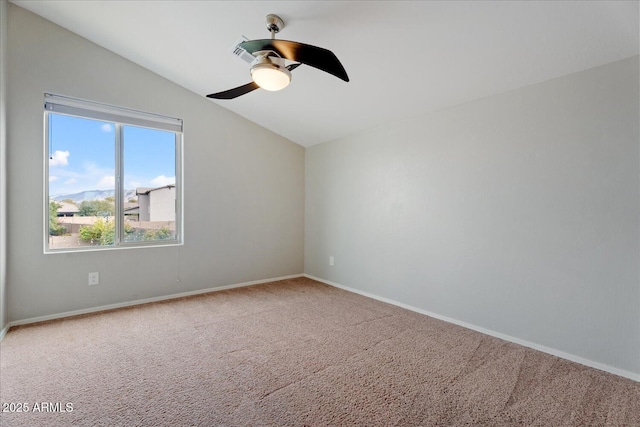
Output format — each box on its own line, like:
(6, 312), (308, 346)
(115, 123), (123, 246)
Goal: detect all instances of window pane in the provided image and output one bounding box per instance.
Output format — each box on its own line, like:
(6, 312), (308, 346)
(122, 125), (176, 243)
(48, 114), (116, 249)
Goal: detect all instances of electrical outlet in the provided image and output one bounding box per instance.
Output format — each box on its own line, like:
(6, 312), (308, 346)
(329, 256), (334, 266)
(88, 272), (100, 286)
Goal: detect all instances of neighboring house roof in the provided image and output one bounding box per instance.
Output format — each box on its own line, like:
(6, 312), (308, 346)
(135, 187), (151, 195)
(124, 206), (140, 214)
(136, 185), (175, 196)
(56, 201), (79, 215)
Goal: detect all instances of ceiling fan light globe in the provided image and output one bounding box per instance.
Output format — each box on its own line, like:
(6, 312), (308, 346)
(251, 62), (291, 91)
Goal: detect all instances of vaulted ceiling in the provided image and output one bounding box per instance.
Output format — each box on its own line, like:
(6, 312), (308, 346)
(11, 1), (640, 147)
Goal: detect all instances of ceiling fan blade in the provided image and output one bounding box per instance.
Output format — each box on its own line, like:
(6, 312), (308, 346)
(206, 81), (259, 100)
(287, 62), (301, 72)
(240, 39), (349, 82)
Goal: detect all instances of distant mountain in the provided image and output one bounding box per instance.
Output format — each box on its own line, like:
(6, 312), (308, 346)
(52, 189), (137, 203)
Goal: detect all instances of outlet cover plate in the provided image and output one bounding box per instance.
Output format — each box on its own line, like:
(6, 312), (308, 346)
(88, 272), (100, 286)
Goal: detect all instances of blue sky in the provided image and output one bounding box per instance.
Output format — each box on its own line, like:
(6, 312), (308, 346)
(48, 114), (176, 197)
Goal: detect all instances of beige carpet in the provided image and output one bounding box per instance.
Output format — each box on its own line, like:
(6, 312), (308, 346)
(1, 277), (638, 426)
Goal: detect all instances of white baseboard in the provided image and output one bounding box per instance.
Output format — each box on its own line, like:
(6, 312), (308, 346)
(3, 274), (304, 332)
(304, 274), (640, 383)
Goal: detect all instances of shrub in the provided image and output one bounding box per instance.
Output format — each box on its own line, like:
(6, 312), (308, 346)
(79, 219), (133, 245)
(124, 226), (172, 242)
(79, 219), (109, 244)
(49, 202), (67, 236)
(144, 227), (172, 241)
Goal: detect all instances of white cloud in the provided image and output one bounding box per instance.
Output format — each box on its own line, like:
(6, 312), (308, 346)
(101, 123), (113, 133)
(49, 161), (115, 195)
(49, 176), (58, 182)
(49, 150), (70, 167)
(150, 175), (175, 187)
(96, 175), (115, 190)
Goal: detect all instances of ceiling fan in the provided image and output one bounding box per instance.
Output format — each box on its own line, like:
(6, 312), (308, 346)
(206, 14), (349, 100)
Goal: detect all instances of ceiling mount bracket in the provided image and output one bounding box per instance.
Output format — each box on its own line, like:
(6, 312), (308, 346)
(266, 14), (284, 39)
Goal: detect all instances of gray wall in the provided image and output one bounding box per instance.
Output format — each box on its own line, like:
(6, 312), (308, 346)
(6, 4), (304, 321)
(0, 0), (7, 334)
(305, 56), (640, 376)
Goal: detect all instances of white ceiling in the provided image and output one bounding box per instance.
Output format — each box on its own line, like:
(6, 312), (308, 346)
(11, 1), (640, 147)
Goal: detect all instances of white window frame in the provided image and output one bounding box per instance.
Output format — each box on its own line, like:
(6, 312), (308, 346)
(44, 93), (183, 253)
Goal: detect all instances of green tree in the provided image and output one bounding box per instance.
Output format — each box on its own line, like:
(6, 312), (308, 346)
(49, 201), (67, 236)
(78, 199), (115, 216)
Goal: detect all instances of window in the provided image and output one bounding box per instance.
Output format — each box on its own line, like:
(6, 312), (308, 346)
(45, 94), (182, 251)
